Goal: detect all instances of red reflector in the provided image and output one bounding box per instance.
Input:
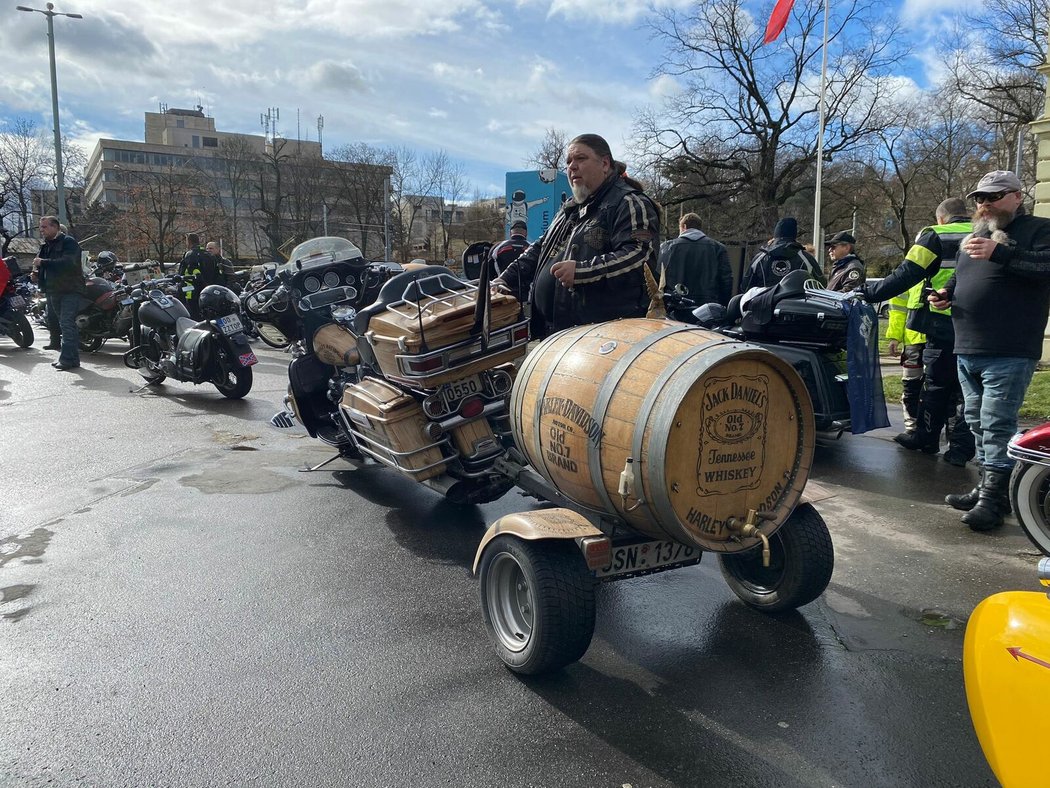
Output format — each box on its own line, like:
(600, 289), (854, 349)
(580, 537), (611, 570)
(513, 326), (529, 341)
(459, 397), (485, 419)
(407, 356), (443, 372)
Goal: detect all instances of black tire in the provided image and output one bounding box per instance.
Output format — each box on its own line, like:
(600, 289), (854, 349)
(1011, 462), (1050, 556)
(8, 313), (34, 347)
(479, 536), (595, 675)
(79, 335), (104, 352)
(213, 346), (253, 399)
(256, 323), (290, 349)
(718, 502), (834, 612)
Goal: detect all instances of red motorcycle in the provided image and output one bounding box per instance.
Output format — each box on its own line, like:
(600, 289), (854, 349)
(1008, 424), (1050, 554)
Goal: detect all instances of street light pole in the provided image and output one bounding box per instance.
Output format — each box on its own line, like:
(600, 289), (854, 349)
(18, 3), (82, 228)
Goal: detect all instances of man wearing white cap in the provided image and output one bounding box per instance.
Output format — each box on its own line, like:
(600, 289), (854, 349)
(932, 170), (1050, 531)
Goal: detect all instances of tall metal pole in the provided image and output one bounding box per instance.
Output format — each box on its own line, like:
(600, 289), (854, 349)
(45, 9), (66, 226)
(812, 0), (831, 260)
(18, 3), (82, 228)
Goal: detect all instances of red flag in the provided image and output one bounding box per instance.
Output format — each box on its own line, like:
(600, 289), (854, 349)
(763, 0), (795, 43)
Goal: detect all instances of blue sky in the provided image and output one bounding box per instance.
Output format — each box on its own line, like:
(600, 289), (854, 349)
(0, 0), (949, 197)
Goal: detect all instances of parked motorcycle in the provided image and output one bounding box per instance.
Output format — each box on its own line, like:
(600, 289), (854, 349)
(122, 275), (257, 399)
(241, 271), (297, 349)
(279, 236), (527, 504)
(660, 271), (852, 435)
(0, 257), (33, 348)
(77, 275), (135, 352)
(1008, 425), (1050, 555)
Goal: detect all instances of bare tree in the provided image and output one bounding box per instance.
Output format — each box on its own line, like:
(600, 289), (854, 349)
(428, 151), (468, 263)
(328, 143), (394, 259)
(637, 0), (908, 240)
(120, 163), (204, 264)
(210, 136), (261, 261)
(525, 128), (567, 170)
(0, 118), (51, 251)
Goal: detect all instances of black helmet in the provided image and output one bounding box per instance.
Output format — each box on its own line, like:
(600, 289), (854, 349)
(198, 285), (240, 320)
(96, 250), (118, 270)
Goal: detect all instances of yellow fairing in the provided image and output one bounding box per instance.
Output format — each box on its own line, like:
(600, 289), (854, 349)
(964, 590), (1050, 787)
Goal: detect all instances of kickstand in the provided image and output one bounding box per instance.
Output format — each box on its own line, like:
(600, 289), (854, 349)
(300, 453), (343, 472)
(129, 381), (157, 395)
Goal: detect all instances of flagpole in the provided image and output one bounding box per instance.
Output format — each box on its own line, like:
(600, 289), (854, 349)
(812, 0), (830, 258)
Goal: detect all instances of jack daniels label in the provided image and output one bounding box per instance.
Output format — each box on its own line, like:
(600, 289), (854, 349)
(696, 374), (769, 497)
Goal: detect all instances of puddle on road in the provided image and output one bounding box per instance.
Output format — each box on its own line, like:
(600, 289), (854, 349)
(0, 527), (55, 570)
(918, 609), (961, 630)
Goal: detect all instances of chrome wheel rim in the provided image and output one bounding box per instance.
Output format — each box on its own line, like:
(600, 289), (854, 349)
(486, 552), (533, 653)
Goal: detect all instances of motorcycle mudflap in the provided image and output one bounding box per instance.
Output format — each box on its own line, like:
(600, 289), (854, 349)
(289, 353), (336, 439)
(221, 330), (257, 367)
(175, 328), (213, 380)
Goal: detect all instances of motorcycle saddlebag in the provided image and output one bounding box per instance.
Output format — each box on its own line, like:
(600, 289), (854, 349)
(175, 328), (212, 380)
(740, 295), (848, 348)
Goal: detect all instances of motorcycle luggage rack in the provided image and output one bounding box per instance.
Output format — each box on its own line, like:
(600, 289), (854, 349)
(389, 318), (530, 382)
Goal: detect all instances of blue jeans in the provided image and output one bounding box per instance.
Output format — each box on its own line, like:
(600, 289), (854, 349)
(957, 354), (1037, 471)
(51, 292), (81, 366)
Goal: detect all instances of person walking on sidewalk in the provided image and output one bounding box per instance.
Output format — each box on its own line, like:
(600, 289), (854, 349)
(931, 171), (1050, 532)
(33, 215), (83, 370)
(858, 198), (975, 466)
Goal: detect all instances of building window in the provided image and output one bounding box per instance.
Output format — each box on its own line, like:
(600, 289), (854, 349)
(176, 119), (185, 128)
(192, 135), (200, 148)
(202, 137), (218, 148)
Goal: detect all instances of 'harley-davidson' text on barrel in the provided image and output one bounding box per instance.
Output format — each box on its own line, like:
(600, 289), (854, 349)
(509, 319), (815, 553)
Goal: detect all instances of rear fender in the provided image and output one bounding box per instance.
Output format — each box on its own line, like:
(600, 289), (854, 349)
(216, 328), (257, 367)
(1010, 423), (1050, 463)
(473, 508), (603, 575)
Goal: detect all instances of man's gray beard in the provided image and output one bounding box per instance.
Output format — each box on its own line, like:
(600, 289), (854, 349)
(972, 216), (1000, 235)
(570, 183), (592, 203)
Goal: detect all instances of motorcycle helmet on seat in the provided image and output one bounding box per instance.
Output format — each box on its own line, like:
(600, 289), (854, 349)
(198, 284), (240, 320)
(96, 250), (118, 271)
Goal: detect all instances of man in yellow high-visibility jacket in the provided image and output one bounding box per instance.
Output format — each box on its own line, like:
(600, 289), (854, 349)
(858, 197), (975, 465)
(884, 289), (925, 434)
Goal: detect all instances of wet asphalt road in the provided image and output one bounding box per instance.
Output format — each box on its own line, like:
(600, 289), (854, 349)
(0, 338), (1040, 787)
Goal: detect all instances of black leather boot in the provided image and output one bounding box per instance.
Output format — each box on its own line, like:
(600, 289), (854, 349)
(946, 480), (981, 511)
(895, 430), (939, 453)
(962, 469), (1010, 531)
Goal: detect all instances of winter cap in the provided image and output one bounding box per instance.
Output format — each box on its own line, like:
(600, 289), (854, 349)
(827, 231), (856, 245)
(772, 217), (798, 239)
(966, 170), (1023, 199)
(510, 220), (528, 232)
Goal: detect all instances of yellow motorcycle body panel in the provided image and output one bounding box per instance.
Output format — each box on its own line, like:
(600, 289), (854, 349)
(964, 590), (1050, 787)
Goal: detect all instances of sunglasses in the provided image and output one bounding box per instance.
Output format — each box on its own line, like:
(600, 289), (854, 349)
(972, 191), (1016, 204)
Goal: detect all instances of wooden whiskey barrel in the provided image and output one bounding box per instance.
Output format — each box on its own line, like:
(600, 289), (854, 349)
(510, 318), (815, 553)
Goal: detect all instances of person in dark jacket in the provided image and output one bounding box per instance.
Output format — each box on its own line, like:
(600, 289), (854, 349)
(826, 231), (866, 292)
(658, 213), (732, 310)
(741, 217), (824, 291)
(489, 220), (529, 276)
(494, 134), (660, 338)
(205, 241), (235, 287)
(931, 170), (1050, 532)
(179, 233), (222, 318)
(33, 215), (83, 370)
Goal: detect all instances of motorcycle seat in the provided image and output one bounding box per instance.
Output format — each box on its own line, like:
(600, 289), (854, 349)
(175, 316), (197, 339)
(742, 269), (811, 327)
(354, 266), (465, 334)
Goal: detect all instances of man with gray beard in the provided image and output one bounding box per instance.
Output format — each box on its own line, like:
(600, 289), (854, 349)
(494, 134), (660, 338)
(931, 170), (1050, 532)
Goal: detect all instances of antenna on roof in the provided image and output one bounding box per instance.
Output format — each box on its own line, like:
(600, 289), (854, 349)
(317, 115), (324, 156)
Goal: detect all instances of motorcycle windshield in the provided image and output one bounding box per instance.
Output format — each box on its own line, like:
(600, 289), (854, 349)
(288, 237), (363, 267)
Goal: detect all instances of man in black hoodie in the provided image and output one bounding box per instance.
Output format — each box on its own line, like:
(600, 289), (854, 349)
(931, 170), (1050, 532)
(741, 217), (824, 291)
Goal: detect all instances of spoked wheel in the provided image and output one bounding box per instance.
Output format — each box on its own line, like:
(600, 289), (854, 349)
(719, 502), (834, 613)
(8, 314), (34, 348)
(479, 536), (595, 675)
(213, 346), (253, 399)
(79, 335), (104, 352)
(256, 323), (290, 349)
(1010, 462), (1050, 555)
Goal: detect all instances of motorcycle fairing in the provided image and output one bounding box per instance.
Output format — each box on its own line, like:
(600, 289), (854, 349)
(288, 352), (340, 441)
(964, 588), (1050, 787)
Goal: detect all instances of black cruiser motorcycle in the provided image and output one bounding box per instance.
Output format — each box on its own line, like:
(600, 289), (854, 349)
(123, 276), (257, 398)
